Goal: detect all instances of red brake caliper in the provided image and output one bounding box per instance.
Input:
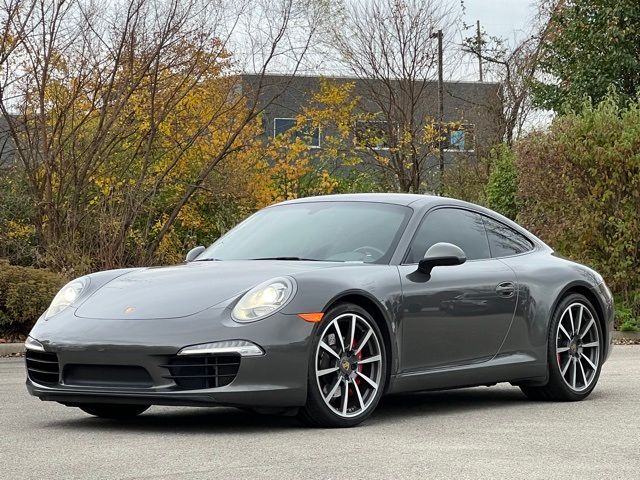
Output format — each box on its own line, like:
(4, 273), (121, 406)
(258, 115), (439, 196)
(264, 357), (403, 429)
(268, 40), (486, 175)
(352, 339), (363, 385)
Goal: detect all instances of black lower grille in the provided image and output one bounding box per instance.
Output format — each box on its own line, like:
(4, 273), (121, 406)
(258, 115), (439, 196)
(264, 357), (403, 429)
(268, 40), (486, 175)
(161, 354), (240, 390)
(25, 350), (60, 385)
(63, 364), (153, 388)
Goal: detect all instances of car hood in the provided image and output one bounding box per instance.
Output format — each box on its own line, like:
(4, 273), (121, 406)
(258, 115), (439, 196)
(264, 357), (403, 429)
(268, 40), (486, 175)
(74, 260), (336, 320)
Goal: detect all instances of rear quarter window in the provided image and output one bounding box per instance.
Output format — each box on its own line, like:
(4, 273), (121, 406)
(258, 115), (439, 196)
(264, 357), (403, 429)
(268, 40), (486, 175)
(482, 216), (534, 258)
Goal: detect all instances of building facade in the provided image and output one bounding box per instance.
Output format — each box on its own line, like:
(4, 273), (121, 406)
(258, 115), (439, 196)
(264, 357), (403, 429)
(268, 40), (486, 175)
(242, 74), (504, 174)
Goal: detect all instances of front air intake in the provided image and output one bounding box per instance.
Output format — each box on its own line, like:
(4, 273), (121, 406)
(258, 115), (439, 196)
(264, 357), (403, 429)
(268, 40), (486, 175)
(161, 354), (240, 390)
(25, 350), (60, 385)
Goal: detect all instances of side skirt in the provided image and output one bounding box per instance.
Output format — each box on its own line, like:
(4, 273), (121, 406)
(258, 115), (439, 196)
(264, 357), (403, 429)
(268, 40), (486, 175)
(387, 352), (547, 394)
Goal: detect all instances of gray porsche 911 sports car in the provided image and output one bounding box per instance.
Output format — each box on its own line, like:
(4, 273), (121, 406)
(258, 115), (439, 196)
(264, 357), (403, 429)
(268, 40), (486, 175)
(25, 193), (614, 427)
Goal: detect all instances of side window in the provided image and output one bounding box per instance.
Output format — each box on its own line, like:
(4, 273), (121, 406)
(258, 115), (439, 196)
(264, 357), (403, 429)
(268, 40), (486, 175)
(406, 208), (490, 263)
(482, 216), (533, 257)
(273, 118), (320, 148)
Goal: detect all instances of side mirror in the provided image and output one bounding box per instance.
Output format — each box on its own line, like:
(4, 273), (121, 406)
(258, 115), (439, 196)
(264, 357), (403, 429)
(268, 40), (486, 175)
(417, 242), (466, 276)
(185, 245), (205, 262)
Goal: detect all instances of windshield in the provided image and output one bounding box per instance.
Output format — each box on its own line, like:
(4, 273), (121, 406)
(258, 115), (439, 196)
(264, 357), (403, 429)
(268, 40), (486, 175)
(199, 201), (412, 263)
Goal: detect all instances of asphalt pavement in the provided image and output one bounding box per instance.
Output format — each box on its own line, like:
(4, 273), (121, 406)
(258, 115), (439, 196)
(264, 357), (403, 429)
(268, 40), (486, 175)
(1, 346), (638, 480)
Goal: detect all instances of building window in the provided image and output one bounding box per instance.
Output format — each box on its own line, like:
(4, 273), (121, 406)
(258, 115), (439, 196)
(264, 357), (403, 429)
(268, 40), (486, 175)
(273, 118), (320, 148)
(443, 124), (475, 152)
(354, 120), (394, 150)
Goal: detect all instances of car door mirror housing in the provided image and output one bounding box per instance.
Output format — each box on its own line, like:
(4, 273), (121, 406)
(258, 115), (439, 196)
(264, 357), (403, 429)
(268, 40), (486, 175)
(417, 242), (466, 276)
(185, 245), (206, 262)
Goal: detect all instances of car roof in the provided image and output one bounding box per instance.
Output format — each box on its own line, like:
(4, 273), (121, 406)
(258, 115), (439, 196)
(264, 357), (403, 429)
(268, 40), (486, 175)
(276, 192), (498, 212)
(276, 192), (438, 207)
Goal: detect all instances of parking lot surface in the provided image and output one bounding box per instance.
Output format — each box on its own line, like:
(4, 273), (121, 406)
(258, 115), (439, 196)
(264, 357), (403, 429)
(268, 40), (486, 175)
(1, 346), (638, 480)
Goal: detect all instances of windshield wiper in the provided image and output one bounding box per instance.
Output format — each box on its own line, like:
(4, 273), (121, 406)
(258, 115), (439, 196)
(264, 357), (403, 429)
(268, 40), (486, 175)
(194, 258), (221, 262)
(251, 256), (322, 261)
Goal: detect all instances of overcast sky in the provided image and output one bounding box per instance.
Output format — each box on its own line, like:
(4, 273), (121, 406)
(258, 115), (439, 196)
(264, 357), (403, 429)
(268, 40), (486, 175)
(310, 0), (541, 81)
(233, 0), (542, 84)
(463, 0), (537, 44)
(455, 0), (539, 81)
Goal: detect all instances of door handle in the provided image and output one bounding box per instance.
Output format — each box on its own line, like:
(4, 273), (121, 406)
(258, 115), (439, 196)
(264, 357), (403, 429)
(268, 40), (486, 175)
(495, 282), (516, 298)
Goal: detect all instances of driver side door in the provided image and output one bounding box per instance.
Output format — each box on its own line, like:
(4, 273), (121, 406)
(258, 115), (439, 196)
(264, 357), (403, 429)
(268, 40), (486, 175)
(399, 208), (517, 372)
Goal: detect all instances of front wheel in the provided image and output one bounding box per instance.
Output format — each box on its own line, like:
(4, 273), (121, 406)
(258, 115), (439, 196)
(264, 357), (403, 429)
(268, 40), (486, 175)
(521, 293), (603, 401)
(78, 403), (150, 419)
(298, 303), (387, 428)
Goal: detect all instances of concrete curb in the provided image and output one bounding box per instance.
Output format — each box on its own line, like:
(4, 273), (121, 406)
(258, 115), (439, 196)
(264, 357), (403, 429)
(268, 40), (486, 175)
(612, 331), (640, 341)
(0, 343), (25, 356)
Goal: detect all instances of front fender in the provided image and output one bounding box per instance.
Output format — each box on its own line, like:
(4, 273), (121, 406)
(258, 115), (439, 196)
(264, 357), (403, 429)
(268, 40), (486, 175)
(283, 264), (403, 375)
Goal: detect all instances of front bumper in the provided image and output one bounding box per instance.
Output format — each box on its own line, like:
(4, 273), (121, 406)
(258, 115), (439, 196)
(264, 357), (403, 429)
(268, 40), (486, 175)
(26, 307), (316, 408)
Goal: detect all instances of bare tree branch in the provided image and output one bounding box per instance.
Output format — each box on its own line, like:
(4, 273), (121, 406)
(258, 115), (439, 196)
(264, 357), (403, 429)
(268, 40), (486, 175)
(329, 0), (457, 192)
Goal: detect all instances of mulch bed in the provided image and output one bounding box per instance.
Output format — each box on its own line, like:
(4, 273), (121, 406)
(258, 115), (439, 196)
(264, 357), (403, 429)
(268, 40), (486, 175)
(0, 334), (26, 344)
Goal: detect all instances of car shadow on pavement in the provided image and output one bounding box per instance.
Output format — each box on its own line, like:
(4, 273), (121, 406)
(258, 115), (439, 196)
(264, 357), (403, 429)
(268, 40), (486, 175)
(46, 406), (302, 433)
(44, 385), (557, 433)
(372, 386), (529, 422)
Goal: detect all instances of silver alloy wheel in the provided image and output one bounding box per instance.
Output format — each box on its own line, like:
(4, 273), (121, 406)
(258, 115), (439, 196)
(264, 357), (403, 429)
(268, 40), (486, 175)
(555, 302), (600, 392)
(315, 313), (383, 418)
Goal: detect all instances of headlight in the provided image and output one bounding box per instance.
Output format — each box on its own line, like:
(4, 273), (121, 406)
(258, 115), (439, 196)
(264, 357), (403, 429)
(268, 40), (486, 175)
(232, 277), (295, 322)
(44, 277), (89, 320)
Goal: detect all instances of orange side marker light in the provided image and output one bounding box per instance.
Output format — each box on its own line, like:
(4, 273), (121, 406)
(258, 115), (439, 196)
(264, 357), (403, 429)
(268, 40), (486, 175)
(297, 312), (324, 323)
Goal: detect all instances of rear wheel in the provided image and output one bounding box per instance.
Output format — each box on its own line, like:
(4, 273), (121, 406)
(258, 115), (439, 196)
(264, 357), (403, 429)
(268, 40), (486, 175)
(298, 303), (386, 428)
(78, 403), (150, 419)
(520, 293), (603, 401)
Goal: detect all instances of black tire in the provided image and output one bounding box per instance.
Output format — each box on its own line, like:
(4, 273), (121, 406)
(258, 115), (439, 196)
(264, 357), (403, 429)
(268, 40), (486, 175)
(79, 403), (150, 419)
(298, 303), (387, 428)
(520, 293), (603, 402)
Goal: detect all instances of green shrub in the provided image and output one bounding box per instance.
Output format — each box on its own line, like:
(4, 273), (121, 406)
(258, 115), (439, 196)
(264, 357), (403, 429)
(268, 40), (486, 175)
(617, 305), (640, 332)
(441, 155), (490, 205)
(615, 291), (640, 332)
(486, 144), (519, 220)
(0, 260), (67, 338)
(516, 93), (640, 305)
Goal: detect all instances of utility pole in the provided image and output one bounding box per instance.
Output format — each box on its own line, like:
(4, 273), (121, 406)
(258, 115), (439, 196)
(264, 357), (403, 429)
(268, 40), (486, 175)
(431, 29), (445, 194)
(476, 20), (483, 82)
